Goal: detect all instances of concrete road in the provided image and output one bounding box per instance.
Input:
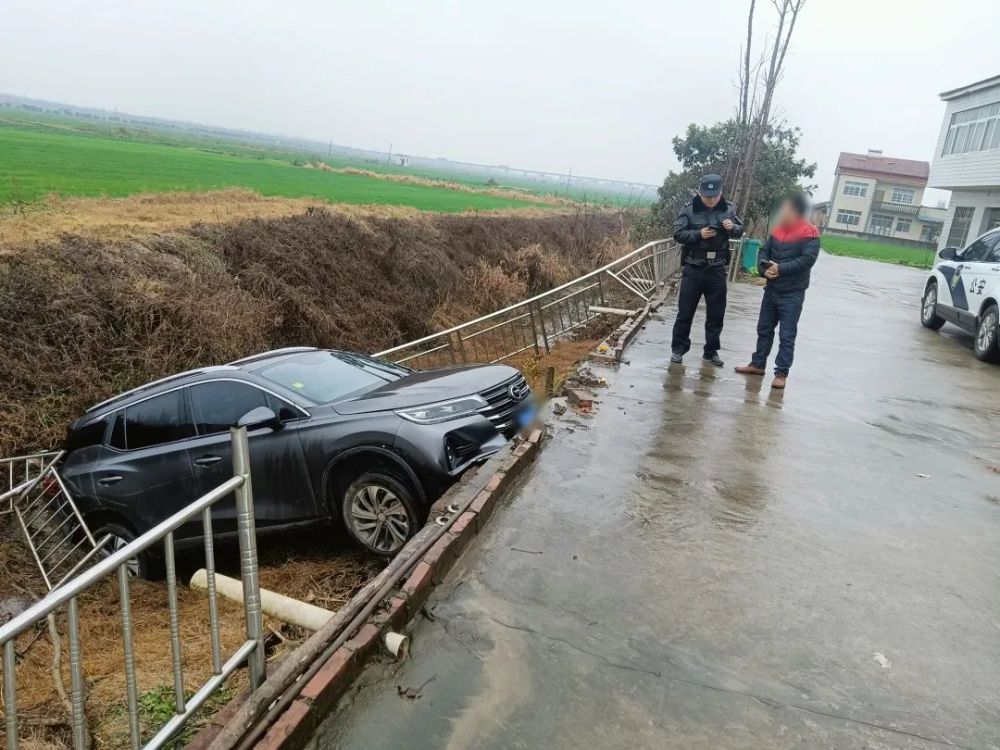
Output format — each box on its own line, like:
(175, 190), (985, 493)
(309, 254), (1000, 750)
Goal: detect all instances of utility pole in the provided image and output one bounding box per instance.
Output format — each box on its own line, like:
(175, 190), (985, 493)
(387, 142), (393, 166)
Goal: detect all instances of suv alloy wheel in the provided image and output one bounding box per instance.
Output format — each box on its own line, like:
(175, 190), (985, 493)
(341, 471), (421, 556)
(921, 282), (946, 330)
(974, 304), (1000, 363)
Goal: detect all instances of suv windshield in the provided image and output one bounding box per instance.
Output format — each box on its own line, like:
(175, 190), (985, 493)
(257, 351), (401, 403)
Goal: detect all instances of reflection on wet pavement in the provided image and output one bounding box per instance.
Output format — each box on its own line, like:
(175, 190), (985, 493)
(312, 254), (1000, 750)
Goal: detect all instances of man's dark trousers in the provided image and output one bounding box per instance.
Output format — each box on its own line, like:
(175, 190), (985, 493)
(671, 264), (727, 356)
(751, 288), (805, 375)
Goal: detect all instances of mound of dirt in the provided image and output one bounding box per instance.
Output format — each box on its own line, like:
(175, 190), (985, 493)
(0, 205), (630, 454)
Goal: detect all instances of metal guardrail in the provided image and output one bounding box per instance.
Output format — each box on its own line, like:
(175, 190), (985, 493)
(0, 427), (266, 750)
(2, 452), (104, 591)
(374, 239), (683, 370)
(375, 238), (744, 369)
(0, 452), (59, 517)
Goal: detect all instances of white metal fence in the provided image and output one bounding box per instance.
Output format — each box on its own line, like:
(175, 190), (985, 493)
(374, 239), (683, 369)
(0, 427), (266, 750)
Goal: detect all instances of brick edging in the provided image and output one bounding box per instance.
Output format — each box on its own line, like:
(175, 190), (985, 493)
(252, 428), (544, 749)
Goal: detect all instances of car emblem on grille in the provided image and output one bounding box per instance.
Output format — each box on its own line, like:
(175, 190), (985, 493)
(509, 382), (528, 400)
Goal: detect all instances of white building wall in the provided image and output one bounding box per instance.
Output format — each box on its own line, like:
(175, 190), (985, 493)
(928, 83), (1000, 191)
(938, 188), (1000, 249)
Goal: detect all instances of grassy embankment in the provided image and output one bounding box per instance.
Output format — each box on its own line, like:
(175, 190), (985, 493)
(821, 235), (937, 269)
(0, 125), (550, 212)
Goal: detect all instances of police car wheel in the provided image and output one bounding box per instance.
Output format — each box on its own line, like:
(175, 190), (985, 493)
(974, 304), (1000, 363)
(920, 282), (946, 330)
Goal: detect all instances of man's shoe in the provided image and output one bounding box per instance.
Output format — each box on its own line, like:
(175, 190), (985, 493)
(735, 364), (766, 375)
(670, 352), (684, 364)
(703, 353), (724, 367)
(771, 374), (787, 389)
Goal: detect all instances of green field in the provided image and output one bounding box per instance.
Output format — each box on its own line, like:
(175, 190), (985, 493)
(821, 235), (937, 269)
(0, 109), (642, 206)
(0, 124), (548, 212)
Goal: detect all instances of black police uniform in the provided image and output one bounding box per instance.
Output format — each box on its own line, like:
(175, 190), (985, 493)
(670, 181), (744, 358)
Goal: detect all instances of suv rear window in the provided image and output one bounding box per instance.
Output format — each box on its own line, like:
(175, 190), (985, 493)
(114, 390), (195, 451)
(257, 351), (396, 403)
(65, 418), (107, 452)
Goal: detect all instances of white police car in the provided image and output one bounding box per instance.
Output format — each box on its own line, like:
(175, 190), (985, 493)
(921, 227), (1000, 362)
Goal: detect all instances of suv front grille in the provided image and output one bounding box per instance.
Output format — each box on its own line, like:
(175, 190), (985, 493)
(478, 373), (530, 433)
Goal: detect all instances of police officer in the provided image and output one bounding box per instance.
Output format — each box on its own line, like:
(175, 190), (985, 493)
(670, 174), (744, 366)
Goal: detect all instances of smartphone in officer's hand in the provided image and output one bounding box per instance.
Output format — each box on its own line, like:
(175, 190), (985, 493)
(700, 226), (717, 239)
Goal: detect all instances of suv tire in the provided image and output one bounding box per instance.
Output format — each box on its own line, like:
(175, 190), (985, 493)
(93, 522), (160, 579)
(974, 304), (1000, 363)
(341, 471), (421, 556)
(921, 282), (946, 330)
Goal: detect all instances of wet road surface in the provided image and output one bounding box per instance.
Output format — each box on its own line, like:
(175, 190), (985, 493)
(310, 254), (1000, 749)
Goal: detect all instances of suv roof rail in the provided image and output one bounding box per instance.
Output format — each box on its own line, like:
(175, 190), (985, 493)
(85, 365), (238, 413)
(228, 347), (319, 366)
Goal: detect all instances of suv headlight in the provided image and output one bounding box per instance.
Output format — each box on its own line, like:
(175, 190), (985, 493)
(396, 395), (488, 424)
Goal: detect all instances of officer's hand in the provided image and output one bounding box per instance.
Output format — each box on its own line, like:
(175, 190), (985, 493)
(764, 262), (780, 279)
(700, 227), (717, 239)
(722, 219), (734, 231)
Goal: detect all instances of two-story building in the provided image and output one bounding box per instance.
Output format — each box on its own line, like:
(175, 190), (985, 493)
(928, 74), (1000, 249)
(826, 150), (942, 245)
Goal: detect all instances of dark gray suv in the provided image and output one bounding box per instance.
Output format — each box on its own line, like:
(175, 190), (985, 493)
(60, 347), (534, 575)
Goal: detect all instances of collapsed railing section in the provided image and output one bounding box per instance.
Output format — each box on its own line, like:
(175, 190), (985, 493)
(0, 427), (266, 750)
(374, 239), (683, 370)
(0, 452), (59, 518)
(1, 452), (104, 591)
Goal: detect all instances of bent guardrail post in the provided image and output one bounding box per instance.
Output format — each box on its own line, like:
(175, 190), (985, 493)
(232, 425), (266, 690)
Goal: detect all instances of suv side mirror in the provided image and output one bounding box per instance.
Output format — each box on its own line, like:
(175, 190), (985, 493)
(938, 247), (959, 261)
(237, 406), (283, 432)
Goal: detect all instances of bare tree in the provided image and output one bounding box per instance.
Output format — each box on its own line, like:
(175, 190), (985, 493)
(728, 0), (807, 221)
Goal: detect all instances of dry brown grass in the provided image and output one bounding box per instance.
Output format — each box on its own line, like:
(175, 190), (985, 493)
(0, 204), (630, 455)
(329, 168), (576, 207)
(0, 190), (334, 248)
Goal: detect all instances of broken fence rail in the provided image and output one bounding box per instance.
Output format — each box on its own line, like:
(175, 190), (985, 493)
(0, 427), (266, 750)
(374, 238), (744, 370)
(2, 452), (104, 592)
(374, 239), (680, 369)
(0, 451), (59, 517)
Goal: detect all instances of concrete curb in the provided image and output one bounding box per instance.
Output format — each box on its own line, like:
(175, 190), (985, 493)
(590, 283), (672, 365)
(249, 428), (544, 750)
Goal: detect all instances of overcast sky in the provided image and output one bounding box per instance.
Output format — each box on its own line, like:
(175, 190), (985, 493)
(1, 0), (996, 204)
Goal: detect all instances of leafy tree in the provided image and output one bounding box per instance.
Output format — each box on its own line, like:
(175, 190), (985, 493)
(650, 120), (816, 233)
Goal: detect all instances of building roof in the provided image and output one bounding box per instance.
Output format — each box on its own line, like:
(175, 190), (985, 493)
(939, 74), (1000, 102)
(836, 152), (929, 183)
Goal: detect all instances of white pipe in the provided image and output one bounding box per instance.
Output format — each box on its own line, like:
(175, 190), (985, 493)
(384, 631), (409, 659)
(190, 569), (333, 632)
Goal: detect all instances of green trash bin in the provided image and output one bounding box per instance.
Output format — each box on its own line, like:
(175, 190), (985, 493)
(741, 239), (761, 271)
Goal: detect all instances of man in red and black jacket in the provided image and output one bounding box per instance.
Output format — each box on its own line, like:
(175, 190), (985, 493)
(735, 193), (819, 389)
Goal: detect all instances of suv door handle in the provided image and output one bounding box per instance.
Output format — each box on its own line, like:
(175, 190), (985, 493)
(97, 475), (123, 486)
(194, 455), (223, 467)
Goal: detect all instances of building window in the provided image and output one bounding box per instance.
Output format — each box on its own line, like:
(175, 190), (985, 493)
(869, 215), (893, 236)
(842, 181), (867, 197)
(895, 218), (912, 234)
(942, 101), (1000, 155)
(890, 187), (915, 204)
(946, 207), (975, 248)
(836, 209), (861, 226)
